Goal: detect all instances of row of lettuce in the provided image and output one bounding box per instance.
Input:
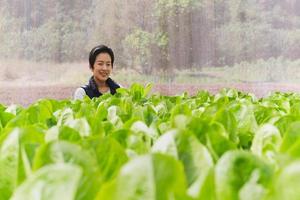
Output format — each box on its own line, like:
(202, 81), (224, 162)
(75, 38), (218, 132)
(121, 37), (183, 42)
(1, 84), (300, 200)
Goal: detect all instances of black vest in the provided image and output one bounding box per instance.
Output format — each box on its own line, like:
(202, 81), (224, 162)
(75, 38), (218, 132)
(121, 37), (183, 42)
(81, 76), (120, 99)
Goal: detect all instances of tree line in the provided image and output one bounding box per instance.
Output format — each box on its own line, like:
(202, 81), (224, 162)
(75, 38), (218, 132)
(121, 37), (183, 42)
(0, 0), (299, 74)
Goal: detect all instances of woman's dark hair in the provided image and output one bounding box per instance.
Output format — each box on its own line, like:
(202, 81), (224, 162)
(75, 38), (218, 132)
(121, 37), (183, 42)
(89, 45), (114, 69)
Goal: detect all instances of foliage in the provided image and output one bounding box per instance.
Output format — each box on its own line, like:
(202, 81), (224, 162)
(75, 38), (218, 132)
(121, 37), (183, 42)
(124, 28), (153, 73)
(1, 85), (300, 199)
(1, 0), (299, 71)
(0, 9), (22, 59)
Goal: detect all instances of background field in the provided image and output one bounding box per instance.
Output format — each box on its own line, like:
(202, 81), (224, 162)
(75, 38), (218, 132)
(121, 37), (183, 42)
(1, 59), (300, 106)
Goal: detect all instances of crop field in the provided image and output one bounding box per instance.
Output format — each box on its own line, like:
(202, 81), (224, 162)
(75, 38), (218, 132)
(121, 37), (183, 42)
(1, 82), (300, 106)
(1, 84), (300, 200)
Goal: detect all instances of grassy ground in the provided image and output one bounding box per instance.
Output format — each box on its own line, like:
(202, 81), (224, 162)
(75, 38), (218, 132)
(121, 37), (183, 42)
(1, 57), (300, 86)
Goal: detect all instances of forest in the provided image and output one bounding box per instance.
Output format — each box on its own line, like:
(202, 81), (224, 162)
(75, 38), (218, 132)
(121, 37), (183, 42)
(0, 0), (300, 75)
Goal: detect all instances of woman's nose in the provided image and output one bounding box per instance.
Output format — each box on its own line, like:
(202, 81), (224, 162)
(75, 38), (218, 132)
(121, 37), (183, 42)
(101, 65), (109, 69)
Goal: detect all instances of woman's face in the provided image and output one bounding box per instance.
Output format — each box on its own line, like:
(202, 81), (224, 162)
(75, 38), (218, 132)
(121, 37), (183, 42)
(92, 53), (113, 83)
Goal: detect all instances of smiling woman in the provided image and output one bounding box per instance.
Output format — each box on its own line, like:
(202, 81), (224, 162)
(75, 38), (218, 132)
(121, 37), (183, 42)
(73, 45), (121, 100)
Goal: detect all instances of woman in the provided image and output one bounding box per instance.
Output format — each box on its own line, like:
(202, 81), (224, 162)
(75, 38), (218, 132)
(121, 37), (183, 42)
(74, 45), (121, 100)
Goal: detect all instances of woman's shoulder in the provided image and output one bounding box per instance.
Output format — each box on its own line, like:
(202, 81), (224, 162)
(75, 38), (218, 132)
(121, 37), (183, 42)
(73, 87), (86, 100)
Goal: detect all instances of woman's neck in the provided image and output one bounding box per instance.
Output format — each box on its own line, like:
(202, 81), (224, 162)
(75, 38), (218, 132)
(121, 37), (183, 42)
(93, 77), (107, 87)
(94, 78), (109, 94)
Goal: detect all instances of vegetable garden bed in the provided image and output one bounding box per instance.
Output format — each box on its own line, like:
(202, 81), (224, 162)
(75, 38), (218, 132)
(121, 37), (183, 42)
(1, 84), (300, 199)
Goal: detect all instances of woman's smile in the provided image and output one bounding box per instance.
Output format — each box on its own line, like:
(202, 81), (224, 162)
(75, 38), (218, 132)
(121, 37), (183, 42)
(98, 71), (109, 77)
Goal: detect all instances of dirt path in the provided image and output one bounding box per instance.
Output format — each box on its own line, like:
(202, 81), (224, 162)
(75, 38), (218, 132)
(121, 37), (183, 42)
(1, 83), (300, 106)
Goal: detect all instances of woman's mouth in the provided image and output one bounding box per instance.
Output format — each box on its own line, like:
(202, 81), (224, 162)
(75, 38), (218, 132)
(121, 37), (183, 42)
(99, 72), (108, 77)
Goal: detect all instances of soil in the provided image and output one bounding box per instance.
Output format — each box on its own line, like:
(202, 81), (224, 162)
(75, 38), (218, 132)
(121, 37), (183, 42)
(1, 83), (300, 106)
